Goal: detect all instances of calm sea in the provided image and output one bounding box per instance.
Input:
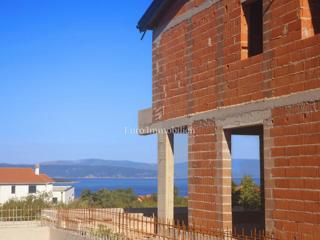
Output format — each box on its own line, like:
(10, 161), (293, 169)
(58, 177), (260, 198)
(60, 178), (188, 198)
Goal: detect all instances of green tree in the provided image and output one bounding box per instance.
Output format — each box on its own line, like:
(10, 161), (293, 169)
(151, 193), (157, 202)
(80, 189), (92, 200)
(174, 186), (179, 197)
(174, 186), (187, 207)
(239, 175), (261, 209)
(232, 180), (240, 207)
(94, 188), (137, 208)
(71, 187), (188, 209)
(79, 189), (95, 206)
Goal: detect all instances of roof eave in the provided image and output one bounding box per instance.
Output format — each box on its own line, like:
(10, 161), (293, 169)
(137, 0), (173, 32)
(0, 182), (54, 185)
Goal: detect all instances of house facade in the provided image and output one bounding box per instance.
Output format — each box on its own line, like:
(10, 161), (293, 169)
(52, 186), (75, 204)
(0, 166), (54, 204)
(137, 0), (320, 239)
(0, 166), (74, 204)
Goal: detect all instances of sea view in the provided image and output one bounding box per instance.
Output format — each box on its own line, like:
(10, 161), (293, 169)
(57, 177), (261, 198)
(0, 0), (318, 238)
(60, 178), (189, 198)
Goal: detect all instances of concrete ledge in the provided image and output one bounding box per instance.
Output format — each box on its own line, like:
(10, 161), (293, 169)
(138, 108), (154, 135)
(149, 88), (320, 130)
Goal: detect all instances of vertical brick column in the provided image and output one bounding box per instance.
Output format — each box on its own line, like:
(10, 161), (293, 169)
(263, 118), (275, 233)
(215, 126), (232, 230)
(261, 0), (274, 99)
(188, 120), (217, 229)
(270, 101), (320, 239)
(157, 132), (174, 223)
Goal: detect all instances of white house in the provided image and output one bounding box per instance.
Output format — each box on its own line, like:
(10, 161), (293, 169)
(52, 186), (74, 204)
(0, 165), (74, 205)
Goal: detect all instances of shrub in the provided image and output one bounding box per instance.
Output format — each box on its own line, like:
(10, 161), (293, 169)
(238, 176), (261, 209)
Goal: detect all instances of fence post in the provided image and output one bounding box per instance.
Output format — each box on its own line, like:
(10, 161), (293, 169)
(3, 207), (272, 240)
(118, 211), (121, 234)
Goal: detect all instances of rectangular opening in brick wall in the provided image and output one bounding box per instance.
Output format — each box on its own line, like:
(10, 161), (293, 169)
(309, 0), (320, 34)
(241, 0), (263, 58)
(229, 125), (265, 234)
(174, 133), (188, 199)
(301, 0), (320, 38)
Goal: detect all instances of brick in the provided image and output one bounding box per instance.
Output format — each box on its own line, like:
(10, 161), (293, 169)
(144, 0), (320, 236)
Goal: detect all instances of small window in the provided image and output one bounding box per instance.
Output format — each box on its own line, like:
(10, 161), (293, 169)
(241, 0), (263, 58)
(28, 185), (36, 194)
(11, 186), (16, 194)
(52, 197), (58, 204)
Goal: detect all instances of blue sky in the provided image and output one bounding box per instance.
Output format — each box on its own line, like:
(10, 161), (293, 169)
(0, 0), (156, 163)
(232, 135), (260, 160)
(0, 0), (259, 165)
(232, 135), (260, 180)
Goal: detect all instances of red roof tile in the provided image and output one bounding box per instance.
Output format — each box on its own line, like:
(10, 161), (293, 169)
(0, 168), (54, 184)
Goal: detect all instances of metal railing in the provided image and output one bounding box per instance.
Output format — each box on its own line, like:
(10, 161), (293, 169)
(0, 208), (42, 226)
(41, 208), (277, 240)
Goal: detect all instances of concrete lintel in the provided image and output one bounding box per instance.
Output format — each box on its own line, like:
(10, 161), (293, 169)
(215, 109), (271, 129)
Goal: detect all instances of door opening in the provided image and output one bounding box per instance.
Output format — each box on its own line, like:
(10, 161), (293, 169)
(228, 126), (265, 233)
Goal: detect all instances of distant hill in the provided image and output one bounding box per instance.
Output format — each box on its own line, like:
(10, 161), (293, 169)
(0, 158), (259, 179)
(0, 159), (188, 179)
(41, 159), (157, 171)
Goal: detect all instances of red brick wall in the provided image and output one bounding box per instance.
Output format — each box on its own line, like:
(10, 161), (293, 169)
(149, 0), (320, 237)
(188, 120), (218, 228)
(176, 0), (208, 17)
(152, 0), (320, 122)
(271, 101), (320, 240)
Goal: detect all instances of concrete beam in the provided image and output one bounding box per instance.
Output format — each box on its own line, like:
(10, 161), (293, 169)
(157, 132), (174, 223)
(149, 88), (320, 131)
(138, 108), (154, 135)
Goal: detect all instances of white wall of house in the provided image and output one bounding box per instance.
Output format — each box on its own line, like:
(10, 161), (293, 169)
(64, 187), (74, 204)
(0, 184), (53, 205)
(52, 191), (62, 204)
(52, 186), (74, 204)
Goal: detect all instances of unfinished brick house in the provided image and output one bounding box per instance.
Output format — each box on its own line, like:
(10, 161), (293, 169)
(137, 0), (320, 239)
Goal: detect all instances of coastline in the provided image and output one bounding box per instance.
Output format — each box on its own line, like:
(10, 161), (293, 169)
(54, 178), (189, 197)
(54, 177), (188, 180)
